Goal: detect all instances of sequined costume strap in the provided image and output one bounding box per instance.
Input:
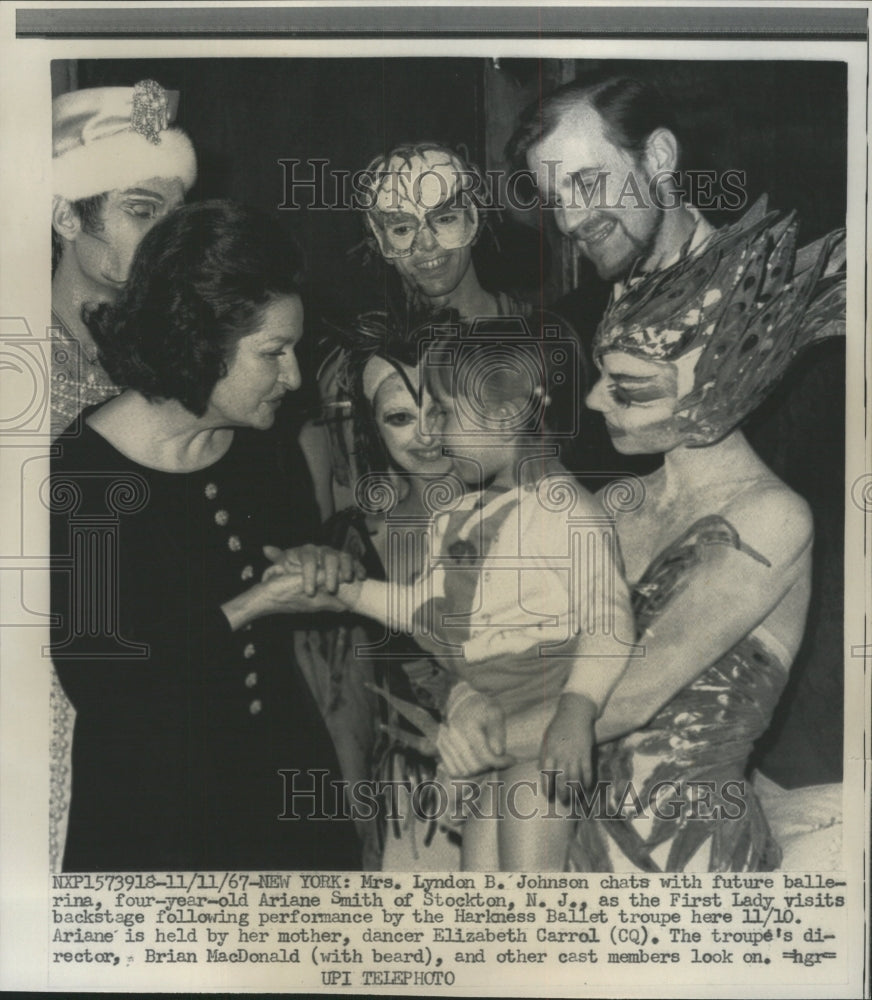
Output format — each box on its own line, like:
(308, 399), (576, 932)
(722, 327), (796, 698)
(632, 515), (770, 634)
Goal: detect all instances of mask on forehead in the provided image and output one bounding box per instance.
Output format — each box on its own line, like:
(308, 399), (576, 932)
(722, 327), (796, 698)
(362, 354), (420, 406)
(593, 196), (846, 446)
(363, 147), (480, 259)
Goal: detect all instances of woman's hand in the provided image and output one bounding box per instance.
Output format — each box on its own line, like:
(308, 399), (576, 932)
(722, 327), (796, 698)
(221, 573), (340, 629)
(435, 682), (515, 778)
(221, 545), (365, 630)
(262, 543), (365, 594)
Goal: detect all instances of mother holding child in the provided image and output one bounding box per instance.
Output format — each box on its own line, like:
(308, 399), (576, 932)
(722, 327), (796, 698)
(304, 310), (634, 871)
(288, 196), (845, 873)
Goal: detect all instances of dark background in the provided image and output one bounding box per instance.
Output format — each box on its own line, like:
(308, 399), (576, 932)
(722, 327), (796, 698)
(68, 58), (487, 331)
(66, 57), (848, 321)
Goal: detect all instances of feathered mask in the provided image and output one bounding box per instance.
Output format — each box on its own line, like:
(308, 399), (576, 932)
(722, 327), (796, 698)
(593, 196), (846, 445)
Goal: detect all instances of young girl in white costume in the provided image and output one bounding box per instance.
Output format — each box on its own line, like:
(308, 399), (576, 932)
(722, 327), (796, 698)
(281, 323), (635, 870)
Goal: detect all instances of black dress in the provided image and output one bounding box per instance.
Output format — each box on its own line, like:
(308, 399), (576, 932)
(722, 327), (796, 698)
(50, 416), (361, 871)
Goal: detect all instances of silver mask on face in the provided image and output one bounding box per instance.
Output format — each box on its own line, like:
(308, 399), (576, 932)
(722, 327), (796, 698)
(362, 147), (480, 259)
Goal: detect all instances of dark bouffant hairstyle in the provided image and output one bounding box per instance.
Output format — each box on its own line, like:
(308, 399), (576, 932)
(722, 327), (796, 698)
(505, 73), (680, 168)
(85, 199), (303, 415)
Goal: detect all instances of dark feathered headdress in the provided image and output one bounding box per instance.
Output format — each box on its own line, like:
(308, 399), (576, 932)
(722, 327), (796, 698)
(594, 196), (846, 445)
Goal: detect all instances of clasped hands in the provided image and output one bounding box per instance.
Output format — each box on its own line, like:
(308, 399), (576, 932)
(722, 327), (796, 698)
(259, 543), (365, 612)
(251, 548), (597, 796)
(437, 684), (598, 797)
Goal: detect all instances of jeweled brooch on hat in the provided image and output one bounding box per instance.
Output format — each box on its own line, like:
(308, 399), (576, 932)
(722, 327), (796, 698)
(130, 79), (170, 144)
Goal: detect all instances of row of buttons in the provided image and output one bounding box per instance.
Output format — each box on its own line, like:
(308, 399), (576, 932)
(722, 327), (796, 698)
(205, 481), (262, 716)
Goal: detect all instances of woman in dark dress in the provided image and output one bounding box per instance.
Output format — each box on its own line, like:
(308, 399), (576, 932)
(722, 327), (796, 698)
(50, 200), (362, 871)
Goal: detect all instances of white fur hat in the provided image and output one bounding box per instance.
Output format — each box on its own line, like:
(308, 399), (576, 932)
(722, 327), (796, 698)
(53, 79), (197, 201)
